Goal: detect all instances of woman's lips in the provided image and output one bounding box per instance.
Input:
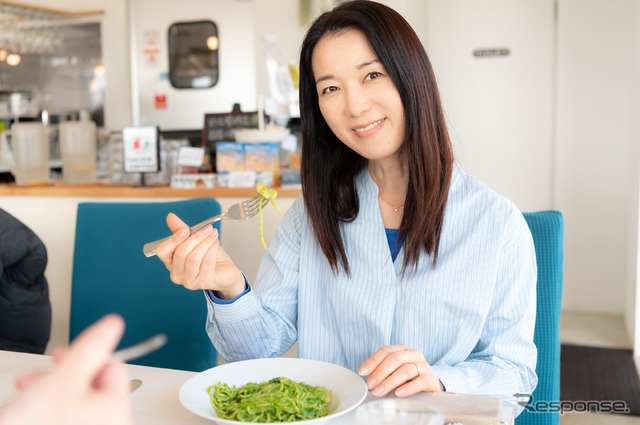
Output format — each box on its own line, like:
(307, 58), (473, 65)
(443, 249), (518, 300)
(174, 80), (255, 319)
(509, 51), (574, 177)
(353, 118), (385, 136)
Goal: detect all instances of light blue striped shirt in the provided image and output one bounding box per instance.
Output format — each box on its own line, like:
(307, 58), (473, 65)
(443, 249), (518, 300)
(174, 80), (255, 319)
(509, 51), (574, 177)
(205, 163), (537, 412)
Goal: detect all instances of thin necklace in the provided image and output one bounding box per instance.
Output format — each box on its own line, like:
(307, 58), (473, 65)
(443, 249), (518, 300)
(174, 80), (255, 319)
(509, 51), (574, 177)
(378, 194), (404, 212)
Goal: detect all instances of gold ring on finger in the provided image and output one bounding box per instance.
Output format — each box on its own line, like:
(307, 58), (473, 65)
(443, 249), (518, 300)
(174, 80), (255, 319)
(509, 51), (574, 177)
(411, 362), (421, 377)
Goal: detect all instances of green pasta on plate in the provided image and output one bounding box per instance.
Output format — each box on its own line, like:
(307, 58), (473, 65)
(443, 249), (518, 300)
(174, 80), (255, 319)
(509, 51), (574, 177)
(208, 377), (332, 423)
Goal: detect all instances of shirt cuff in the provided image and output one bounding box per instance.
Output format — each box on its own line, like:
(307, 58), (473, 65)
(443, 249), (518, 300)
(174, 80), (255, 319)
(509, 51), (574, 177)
(206, 275), (251, 304)
(430, 364), (467, 394)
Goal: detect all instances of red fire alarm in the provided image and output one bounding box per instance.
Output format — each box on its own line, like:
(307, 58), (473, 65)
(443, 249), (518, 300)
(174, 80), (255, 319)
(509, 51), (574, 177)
(154, 94), (167, 110)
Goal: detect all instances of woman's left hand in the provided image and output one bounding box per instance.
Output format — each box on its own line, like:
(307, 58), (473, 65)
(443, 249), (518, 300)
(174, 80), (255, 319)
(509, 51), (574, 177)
(358, 345), (444, 397)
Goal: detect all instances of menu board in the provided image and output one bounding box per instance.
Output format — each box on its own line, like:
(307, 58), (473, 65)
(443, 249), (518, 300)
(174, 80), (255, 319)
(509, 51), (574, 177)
(122, 126), (160, 173)
(202, 111), (259, 146)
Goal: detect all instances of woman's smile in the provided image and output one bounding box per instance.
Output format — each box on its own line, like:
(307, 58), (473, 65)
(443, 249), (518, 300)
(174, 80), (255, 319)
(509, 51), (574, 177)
(353, 118), (385, 135)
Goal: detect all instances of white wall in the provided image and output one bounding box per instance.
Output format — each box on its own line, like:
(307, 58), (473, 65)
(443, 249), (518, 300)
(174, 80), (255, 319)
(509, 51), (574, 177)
(423, 0), (556, 211)
(630, 1), (640, 353)
(555, 0), (635, 316)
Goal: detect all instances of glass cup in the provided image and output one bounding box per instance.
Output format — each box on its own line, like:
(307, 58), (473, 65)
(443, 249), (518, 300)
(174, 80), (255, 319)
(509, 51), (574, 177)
(355, 399), (445, 425)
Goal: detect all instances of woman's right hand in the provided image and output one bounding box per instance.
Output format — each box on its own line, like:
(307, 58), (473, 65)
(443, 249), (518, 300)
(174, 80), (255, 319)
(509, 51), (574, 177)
(155, 213), (247, 299)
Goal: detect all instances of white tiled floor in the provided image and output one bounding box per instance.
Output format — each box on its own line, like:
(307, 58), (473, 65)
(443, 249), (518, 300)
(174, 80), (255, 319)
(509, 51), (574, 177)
(559, 312), (640, 424)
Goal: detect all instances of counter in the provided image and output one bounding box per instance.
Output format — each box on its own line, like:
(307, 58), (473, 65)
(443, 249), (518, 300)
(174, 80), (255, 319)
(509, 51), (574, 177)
(0, 182), (300, 354)
(0, 182), (302, 198)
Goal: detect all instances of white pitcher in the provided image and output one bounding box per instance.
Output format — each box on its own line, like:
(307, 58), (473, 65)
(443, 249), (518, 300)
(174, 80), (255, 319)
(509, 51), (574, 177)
(59, 120), (97, 184)
(0, 122), (49, 186)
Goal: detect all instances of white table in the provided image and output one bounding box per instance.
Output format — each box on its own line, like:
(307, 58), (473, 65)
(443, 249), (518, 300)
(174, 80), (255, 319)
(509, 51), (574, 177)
(0, 350), (513, 424)
(0, 350), (209, 424)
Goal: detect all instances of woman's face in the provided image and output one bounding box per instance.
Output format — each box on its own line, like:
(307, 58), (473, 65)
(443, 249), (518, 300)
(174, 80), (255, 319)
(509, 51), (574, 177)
(312, 29), (405, 164)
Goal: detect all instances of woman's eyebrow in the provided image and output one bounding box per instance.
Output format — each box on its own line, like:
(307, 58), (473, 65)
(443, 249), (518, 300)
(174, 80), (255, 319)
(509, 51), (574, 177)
(356, 59), (380, 69)
(315, 59), (381, 85)
(316, 74), (334, 85)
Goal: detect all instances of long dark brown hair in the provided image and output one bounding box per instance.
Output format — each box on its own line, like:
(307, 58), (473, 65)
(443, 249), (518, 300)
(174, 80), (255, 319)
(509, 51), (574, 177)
(299, 0), (453, 275)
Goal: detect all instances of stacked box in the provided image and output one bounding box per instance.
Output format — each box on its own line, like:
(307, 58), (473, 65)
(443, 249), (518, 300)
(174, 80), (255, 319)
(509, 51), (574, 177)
(244, 142), (280, 187)
(216, 142), (245, 187)
(216, 142), (280, 187)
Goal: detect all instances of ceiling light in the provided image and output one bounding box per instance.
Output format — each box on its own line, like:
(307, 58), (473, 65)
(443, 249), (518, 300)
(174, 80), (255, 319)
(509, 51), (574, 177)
(6, 53), (21, 66)
(207, 36), (218, 50)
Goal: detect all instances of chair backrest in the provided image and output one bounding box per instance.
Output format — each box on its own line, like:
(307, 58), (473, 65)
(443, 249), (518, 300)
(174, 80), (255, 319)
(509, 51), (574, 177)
(516, 210), (564, 425)
(70, 198), (221, 372)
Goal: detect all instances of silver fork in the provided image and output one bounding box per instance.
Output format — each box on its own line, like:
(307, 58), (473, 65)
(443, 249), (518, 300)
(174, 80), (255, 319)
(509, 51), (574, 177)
(143, 196), (267, 257)
(111, 333), (168, 363)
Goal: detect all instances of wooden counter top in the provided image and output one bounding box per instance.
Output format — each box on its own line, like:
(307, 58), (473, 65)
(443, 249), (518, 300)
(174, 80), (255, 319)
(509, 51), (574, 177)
(0, 182), (302, 198)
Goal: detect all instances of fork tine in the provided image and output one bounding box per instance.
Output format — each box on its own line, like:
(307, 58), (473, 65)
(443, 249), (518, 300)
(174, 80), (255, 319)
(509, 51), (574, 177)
(245, 198), (269, 215)
(242, 197), (261, 208)
(244, 200), (268, 217)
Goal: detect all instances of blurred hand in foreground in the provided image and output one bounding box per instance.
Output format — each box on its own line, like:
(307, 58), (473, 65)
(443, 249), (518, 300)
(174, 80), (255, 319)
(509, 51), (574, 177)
(0, 314), (133, 425)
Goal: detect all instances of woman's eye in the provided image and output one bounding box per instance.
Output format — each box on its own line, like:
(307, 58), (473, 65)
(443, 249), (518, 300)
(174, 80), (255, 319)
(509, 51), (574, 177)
(321, 86), (338, 95)
(365, 71), (382, 81)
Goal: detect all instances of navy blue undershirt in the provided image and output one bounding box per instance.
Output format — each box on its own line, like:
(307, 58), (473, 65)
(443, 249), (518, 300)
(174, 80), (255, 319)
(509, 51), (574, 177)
(385, 228), (403, 262)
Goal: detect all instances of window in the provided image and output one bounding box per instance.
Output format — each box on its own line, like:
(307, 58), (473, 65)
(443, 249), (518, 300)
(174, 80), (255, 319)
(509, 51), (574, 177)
(168, 20), (218, 89)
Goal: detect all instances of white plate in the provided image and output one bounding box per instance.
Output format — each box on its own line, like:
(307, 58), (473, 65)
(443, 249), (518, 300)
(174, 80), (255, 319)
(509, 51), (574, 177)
(233, 128), (290, 143)
(178, 358), (368, 424)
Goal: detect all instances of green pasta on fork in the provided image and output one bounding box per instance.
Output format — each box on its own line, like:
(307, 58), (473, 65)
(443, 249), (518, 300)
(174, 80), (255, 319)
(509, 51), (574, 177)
(255, 183), (282, 250)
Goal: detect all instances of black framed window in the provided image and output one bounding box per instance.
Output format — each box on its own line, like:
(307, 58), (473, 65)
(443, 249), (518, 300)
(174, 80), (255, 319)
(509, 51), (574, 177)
(168, 20), (219, 89)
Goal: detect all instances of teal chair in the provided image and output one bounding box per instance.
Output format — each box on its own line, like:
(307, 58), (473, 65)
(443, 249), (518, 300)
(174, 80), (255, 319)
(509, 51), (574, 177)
(516, 211), (564, 425)
(70, 199), (221, 372)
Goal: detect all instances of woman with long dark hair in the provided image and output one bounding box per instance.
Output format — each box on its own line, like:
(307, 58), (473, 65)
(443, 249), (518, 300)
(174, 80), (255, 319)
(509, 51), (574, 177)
(157, 0), (537, 413)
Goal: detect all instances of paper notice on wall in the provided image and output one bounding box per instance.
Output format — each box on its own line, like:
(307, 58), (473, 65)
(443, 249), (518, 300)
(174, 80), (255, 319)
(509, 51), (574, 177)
(142, 29), (160, 66)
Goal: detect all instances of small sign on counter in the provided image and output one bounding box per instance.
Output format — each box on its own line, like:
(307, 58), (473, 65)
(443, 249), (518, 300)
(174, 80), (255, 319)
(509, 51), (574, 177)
(170, 173), (216, 189)
(122, 126), (160, 174)
(177, 146), (205, 167)
(227, 170), (257, 188)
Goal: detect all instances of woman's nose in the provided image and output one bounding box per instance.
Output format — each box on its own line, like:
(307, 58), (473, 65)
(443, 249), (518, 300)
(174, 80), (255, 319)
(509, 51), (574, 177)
(344, 86), (370, 117)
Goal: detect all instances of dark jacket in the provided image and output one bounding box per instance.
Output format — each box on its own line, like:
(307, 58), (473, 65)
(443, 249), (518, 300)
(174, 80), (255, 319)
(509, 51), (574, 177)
(0, 208), (51, 354)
